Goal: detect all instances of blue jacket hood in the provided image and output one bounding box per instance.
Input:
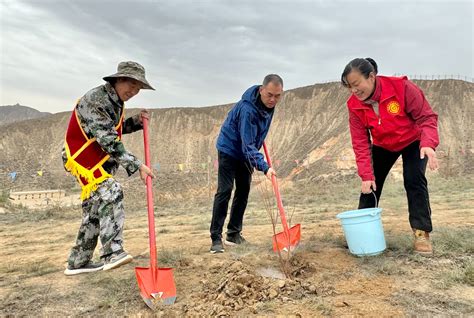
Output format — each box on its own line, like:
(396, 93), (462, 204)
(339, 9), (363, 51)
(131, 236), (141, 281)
(216, 85), (274, 172)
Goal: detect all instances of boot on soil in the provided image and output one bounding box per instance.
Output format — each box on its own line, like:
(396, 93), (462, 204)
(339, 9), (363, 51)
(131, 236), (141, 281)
(413, 229), (433, 256)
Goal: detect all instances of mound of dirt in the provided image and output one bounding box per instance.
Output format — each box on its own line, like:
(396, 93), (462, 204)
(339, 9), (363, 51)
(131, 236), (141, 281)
(183, 258), (332, 316)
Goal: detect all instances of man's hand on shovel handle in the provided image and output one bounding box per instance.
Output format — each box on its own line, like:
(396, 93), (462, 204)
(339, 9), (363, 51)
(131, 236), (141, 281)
(139, 164), (155, 184)
(265, 167), (276, 180)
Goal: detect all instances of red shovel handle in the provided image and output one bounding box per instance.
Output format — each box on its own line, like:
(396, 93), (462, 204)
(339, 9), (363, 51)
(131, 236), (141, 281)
(262, 142), (290, 234)
(143, 118), (157, 269)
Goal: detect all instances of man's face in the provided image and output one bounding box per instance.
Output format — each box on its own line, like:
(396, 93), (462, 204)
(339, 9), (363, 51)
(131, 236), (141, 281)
(259, 82), (283, 108)
(345, 71), (376, 101)
(115, 78), (142, 101)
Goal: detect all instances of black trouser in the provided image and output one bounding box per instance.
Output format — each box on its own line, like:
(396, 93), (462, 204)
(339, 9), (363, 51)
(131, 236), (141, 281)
(210, 151), (253, 241)
(359, 141), (433, 232)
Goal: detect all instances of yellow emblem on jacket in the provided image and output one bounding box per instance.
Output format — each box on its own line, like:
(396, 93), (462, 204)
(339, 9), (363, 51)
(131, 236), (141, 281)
(387, 101), (401, 115)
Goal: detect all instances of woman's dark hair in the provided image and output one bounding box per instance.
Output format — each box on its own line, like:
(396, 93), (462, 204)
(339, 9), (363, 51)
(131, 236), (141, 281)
(341, 58), (378, 87)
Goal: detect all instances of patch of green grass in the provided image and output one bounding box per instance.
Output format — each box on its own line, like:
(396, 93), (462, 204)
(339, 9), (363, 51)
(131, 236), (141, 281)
(14, 260), (61, 278)
(297, 235), (320, 252)
(386, 227), (474, 258)
(0, 262), (18, 274)
(228, 241), (266, 257)
(393, 289), (474, 315)
(315, 303), (333, 315)
(0, 189), (9, 204)
(1, 283), (63, 315)
(357, 257), (407, 276)
(434, 227), (474, 257)
(88, 271), (142, 311)
(320, 232), (346, 247)
(191, 215), (210, 231)
(463, 261), (474, 286)
(437, 260), (474, 288)
(0, 204), (79, 225)
(386, 233), (413, 255)
(158, 248), (186, 267)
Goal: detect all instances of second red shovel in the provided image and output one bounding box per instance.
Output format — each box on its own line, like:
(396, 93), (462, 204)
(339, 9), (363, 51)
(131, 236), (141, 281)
(135, 117), (176, 308)
(263, 142), (301, 253)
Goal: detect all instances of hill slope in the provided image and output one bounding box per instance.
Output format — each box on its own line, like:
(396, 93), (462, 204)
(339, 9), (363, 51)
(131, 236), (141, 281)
(0, 80), (472, 193)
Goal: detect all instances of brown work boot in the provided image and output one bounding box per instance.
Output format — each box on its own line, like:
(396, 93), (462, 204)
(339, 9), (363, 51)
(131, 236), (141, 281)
(413, 229), (433, 255)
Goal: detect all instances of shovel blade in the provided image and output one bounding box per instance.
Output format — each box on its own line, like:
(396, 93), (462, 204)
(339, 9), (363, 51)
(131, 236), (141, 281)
(272, 224), (301, 253)
(135, 266), (176, 308)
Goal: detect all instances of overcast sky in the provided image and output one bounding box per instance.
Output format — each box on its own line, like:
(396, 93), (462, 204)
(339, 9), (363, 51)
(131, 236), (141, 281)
(0, 0), (472, 113)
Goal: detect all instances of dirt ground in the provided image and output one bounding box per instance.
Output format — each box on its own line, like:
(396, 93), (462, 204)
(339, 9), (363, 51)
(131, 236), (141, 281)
(1, 176), (473, 317)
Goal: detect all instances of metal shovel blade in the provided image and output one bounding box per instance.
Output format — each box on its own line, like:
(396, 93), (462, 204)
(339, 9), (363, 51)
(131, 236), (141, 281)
(135, 267), (176, 309)
(272, 224), (301, 252)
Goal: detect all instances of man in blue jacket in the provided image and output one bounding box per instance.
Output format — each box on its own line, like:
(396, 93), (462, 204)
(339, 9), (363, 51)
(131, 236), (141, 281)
(210, 74), (284, 253)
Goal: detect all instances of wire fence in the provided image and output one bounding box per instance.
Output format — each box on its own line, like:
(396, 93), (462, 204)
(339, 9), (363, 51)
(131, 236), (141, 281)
(393, 74), (473, 82)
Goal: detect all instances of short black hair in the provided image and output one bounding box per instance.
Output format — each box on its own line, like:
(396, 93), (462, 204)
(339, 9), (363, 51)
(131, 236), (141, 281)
(263, 74), (283, 87)
(341, 58), (378, 87)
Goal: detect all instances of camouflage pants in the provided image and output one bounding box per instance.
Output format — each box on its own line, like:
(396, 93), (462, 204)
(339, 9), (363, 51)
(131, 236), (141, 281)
(67, 178), (125, 268)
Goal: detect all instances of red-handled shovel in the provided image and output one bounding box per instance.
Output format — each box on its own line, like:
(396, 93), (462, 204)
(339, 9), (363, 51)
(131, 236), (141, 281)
(135, 117), (176, 308)
(263, 142), (301, 253)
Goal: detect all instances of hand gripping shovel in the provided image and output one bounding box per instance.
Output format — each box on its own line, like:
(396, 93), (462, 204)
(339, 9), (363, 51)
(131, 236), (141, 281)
(135, 117), (176, 308)
(263, 142), (301, 253)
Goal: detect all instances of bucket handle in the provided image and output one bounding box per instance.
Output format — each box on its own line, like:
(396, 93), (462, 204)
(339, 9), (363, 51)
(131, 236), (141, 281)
(372, 191), (378, 208)
(369, 191), (379, 216)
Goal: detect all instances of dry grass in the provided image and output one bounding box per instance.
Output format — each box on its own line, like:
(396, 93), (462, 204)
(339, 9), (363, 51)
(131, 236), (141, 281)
(1, 175), (473, 316)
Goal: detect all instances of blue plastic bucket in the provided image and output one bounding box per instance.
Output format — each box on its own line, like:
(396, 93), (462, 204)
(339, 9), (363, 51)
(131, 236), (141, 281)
(336, 208), (386, 256)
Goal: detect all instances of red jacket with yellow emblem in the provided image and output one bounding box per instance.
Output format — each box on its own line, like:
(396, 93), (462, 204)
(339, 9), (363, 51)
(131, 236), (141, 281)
(347, 76), (439, 181)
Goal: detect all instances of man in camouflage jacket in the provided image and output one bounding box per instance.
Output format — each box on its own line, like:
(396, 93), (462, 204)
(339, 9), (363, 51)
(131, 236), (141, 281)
(63, 61), (155, 275)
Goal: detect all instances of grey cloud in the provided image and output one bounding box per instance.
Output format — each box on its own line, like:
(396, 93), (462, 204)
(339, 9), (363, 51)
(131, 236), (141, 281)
(1, 0), (472, 112)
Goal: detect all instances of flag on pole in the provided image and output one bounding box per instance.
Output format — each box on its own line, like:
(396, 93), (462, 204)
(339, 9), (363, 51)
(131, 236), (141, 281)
(9, 172), (17, 181)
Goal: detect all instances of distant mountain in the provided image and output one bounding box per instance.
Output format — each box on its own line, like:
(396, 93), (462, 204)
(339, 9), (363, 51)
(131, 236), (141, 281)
(0, 80), (472, 195)
(0, 104), (51, 126)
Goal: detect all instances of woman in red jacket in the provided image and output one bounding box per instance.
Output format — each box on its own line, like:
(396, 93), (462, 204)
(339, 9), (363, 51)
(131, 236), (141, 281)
(341, 58), (439, 255)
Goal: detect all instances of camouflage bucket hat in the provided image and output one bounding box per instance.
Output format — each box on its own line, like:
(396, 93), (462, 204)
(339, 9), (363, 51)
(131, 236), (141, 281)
(103, 61), (155, 90)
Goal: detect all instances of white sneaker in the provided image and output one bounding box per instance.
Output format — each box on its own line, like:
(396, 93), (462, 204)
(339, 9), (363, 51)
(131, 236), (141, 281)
(64, 262), (104, 276)
(103, 251), (133, 271)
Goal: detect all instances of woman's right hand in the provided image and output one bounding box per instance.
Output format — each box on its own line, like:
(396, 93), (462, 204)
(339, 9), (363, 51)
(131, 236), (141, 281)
(361, 180), (376, 194)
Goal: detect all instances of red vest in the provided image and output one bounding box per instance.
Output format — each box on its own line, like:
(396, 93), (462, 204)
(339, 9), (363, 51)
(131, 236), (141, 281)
(64, 107), (124, 200)
(347, 76), (420, 152)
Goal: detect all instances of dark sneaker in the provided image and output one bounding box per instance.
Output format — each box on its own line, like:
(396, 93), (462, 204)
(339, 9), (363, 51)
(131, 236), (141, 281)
(103, 251), (133, 271)
(225, 234), (248, 246)
(210, 240), (225, 254)
(64, 261), (104, 276)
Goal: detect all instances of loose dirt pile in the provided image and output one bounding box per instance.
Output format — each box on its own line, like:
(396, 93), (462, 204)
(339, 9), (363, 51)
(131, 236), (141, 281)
(181, 256), (334, 316)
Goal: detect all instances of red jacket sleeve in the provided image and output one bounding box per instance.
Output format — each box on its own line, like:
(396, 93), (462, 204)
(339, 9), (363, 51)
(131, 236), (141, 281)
(349, 110), (374, 181)
(405, 81), (439, 150)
